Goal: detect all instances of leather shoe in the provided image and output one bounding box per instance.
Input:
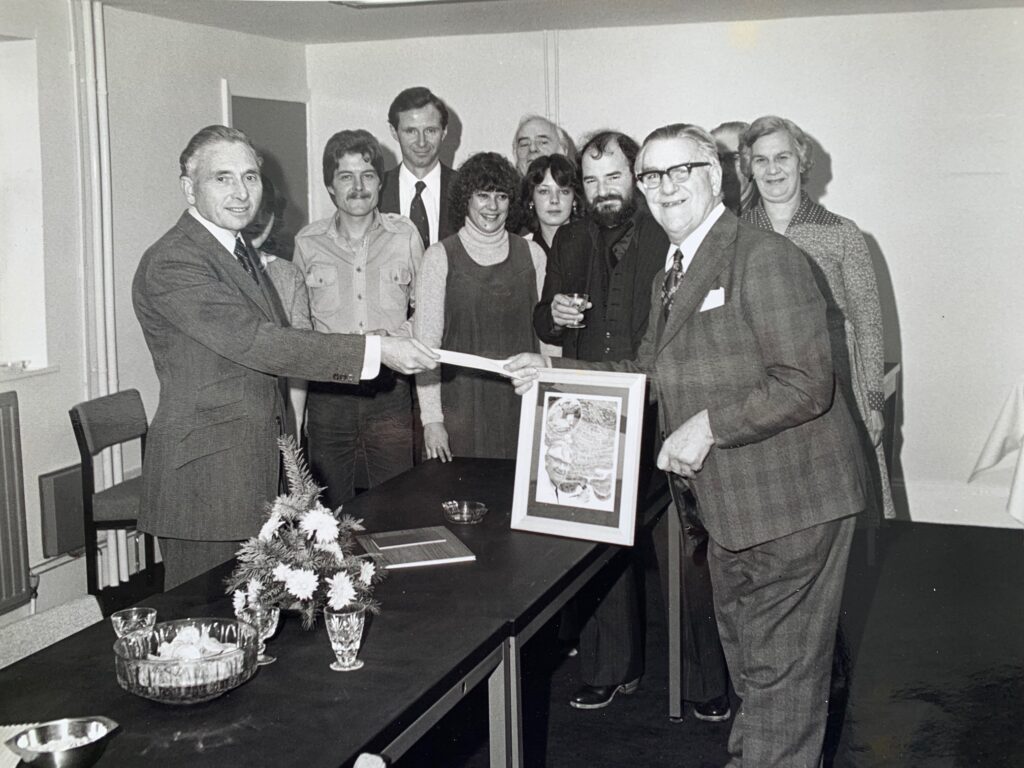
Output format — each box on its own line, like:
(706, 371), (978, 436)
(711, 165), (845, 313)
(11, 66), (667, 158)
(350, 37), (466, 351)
(569, 678), (640, 710)
(693, 694), (731, 722)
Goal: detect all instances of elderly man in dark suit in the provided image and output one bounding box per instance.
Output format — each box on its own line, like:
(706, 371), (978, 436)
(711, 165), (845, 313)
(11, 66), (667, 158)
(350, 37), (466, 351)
(378, 86), (458, 248)
(133, 125), (437, 590)
(509, 123), (865, 767)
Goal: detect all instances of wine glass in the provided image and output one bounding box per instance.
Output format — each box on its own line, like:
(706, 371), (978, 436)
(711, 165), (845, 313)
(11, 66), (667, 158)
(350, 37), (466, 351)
(324, 605), (366, 672)
(237, 604), (280, 666)
(564, 293), (589, 329)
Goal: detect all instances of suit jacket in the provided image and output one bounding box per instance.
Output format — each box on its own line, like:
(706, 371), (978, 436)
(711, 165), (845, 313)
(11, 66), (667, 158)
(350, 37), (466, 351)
(556, 210), (866, 550)
(378, 163), (458, 244)
(132, 212), (366, 541)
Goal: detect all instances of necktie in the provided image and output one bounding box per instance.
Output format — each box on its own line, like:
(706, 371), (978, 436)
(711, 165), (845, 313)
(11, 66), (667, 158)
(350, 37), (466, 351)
(661, 248), (684, 319)
(234, 236), (260, 284)
(409, 180), (430, 248)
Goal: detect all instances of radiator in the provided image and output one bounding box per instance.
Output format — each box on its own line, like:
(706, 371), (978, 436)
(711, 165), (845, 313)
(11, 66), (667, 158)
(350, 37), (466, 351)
(0, 391), (31, 614)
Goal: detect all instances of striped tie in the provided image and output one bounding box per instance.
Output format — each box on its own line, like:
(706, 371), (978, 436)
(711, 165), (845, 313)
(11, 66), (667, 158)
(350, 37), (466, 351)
(661, 248), (684, 319)
(234, 236), (260, 284)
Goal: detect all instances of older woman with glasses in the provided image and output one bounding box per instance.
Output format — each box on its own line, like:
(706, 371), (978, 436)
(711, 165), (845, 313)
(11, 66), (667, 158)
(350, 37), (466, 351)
(415, 152), (549, 462)
(740, 115), (893, 520)
(518, 153), (583, 256)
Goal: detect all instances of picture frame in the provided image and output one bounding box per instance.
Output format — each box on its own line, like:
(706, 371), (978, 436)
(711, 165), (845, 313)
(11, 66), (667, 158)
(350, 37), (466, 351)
(511, 368), (647, 546)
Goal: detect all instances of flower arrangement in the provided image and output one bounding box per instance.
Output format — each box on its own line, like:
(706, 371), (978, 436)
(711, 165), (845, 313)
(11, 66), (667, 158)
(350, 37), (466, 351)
(226, 436), (383, 629)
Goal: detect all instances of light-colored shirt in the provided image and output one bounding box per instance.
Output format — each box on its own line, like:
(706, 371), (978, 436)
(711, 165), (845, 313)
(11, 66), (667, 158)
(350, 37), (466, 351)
(662, 202), (727, 274)
(398, 162), (442, 245)
(187, 206), (380, 378)
(294, 209), (423, 337)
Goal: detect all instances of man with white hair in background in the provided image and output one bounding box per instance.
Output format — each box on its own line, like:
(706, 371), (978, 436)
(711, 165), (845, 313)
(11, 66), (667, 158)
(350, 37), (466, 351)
(512, 113), (577, 174)
(711, 121), (758, 215)
(508, 122), (865, 767)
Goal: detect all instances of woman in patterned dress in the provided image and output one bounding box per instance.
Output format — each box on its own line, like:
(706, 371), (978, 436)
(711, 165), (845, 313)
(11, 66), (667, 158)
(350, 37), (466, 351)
(740, 115), (894, 520)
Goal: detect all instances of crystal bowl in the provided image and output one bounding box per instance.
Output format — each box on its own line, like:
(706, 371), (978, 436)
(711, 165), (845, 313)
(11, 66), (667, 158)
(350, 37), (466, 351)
(442, 499), (488, 525)
(4, 716), (117, 768)
(113, 618), (258, 705)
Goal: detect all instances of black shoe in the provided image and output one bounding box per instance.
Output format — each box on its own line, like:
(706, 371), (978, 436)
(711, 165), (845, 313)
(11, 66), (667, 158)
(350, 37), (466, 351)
(693, 695), (731, 722)
(569, 679), (640, 710)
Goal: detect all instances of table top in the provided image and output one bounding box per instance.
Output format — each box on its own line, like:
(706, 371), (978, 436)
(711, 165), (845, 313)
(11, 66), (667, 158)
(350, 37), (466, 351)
(0, 458), (661, 767)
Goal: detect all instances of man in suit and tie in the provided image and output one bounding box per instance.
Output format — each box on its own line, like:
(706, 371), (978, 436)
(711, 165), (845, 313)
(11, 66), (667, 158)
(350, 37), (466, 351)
(378, 87), (458, 248)
(509, 123), (865, 767)
(132, 125), (438, 590)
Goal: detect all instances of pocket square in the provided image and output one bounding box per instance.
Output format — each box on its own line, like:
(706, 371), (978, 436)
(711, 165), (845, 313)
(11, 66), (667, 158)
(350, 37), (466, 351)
(700, 287), (725, 312)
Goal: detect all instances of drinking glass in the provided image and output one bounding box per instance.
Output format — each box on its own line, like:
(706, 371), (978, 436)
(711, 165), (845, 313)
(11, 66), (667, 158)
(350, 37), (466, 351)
(564, 293), (589, 329)
(111, 607), (157, 638)
(324, 605), (366, 672)
(236, 605), (280, 666)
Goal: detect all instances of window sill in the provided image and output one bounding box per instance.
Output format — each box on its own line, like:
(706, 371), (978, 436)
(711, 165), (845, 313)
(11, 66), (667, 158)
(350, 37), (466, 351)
(0, 364), (60, 383)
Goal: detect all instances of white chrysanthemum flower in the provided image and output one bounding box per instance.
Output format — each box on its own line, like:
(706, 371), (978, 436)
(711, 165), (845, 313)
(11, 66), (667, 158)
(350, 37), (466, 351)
(247, 578), (263, 602)
(272, 562), (292, 582)
(300, 506), (340, 544)
(359, 560), (375, 586)
(232, 589), (247, 614)
(315, 539), (345, 562)
(259, 511), (283, 542)
(285, 568), (319, 601)
(327, 571), (357, 610)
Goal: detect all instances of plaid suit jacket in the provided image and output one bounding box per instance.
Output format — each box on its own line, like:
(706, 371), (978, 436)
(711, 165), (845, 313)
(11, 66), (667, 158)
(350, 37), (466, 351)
(557, 210), (865, 550)
(132, 212), (367, 541)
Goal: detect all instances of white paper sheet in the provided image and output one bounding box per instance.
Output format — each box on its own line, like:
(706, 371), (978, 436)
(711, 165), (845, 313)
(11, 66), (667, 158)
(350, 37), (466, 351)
(433, 349), (512, 378)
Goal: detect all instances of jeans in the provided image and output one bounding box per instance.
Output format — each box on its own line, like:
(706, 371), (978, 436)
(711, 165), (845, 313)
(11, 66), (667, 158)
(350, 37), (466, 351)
(306, 374), (413, 511)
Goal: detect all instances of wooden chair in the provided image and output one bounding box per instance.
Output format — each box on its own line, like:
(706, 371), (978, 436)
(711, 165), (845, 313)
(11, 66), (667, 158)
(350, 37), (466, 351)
(69, 389), (155, 596)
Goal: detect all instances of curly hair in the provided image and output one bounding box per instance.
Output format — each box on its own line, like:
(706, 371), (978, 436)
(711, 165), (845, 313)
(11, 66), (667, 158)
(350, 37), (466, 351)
(448, 152), (520, 232)
(517, 153), (583, 236)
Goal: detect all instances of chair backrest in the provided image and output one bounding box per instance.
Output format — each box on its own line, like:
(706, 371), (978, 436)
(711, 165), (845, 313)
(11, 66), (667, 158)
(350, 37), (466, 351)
(0, 595), (103, 669)
(69, 389), (147, 456)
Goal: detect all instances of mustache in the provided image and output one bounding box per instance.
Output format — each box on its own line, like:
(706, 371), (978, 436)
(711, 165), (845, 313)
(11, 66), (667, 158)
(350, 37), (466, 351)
(591, 193), (625, 206)
(346, 191), (372, 200)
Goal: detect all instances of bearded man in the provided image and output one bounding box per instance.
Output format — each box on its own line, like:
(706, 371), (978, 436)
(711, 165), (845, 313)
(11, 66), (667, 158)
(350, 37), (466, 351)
(533, 131), (730, 720)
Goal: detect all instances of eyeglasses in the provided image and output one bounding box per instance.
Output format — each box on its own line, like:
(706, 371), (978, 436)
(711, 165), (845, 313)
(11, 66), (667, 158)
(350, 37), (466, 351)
(636, 162), (711, 189)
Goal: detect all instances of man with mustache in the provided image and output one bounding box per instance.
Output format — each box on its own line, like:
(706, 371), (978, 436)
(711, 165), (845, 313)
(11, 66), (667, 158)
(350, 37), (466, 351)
(294, 130), (424, 509)
(534, 131), (730, 720)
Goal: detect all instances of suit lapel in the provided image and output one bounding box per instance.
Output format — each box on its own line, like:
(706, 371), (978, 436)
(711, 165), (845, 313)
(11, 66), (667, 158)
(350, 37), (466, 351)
(657, 213), (737, 354)
(177, 213), (276, 321)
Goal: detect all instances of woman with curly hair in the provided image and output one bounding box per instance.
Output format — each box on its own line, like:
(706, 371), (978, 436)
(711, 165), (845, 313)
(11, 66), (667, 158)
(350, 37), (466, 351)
(414, 152), (549, 461)
(518, 153), (583, 256)
(740, 114), (893, 521)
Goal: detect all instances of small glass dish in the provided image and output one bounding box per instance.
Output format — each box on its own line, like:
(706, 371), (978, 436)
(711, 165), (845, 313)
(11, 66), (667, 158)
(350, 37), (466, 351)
(442, 499), (488, 525)
(4, 716), (118, 768)
(110, 607), (157, 638)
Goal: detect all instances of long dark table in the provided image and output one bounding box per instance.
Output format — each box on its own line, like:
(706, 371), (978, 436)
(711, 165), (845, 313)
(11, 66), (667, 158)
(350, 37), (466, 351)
(0, 458), (668, 767)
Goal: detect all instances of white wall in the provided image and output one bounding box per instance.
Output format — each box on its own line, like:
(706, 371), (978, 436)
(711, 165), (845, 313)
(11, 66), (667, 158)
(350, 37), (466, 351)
(0, 0), (92, 621)
(307, 8), (1024, 528)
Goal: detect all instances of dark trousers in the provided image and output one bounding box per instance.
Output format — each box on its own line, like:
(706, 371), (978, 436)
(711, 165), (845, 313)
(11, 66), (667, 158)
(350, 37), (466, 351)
(710, 514), (856, 768)
(579, 498), (729, 702)
(306, 376), (413, 510)
(159, 538), (239, 591)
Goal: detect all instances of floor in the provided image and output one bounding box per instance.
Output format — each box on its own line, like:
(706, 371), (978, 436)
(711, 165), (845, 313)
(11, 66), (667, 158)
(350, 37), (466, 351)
(395, 521), (1024, 767)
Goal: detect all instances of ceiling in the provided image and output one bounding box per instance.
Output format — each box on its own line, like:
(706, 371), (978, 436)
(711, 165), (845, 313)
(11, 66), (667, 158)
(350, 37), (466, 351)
(101, 0), (1021, 44)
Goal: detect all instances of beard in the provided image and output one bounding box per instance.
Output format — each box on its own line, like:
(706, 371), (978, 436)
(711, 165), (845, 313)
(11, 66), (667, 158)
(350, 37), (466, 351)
(587, 192), (636, 229)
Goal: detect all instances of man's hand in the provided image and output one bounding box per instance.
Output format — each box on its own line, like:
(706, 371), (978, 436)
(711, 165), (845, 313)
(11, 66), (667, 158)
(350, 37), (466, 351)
(504, 353), (549, 396)
(380, 336), (438, 374)
(423, 422), (452, 462)
(551, 293), (591, 328)
(657, 409), (716, 479)
(866, 409), (884, 447)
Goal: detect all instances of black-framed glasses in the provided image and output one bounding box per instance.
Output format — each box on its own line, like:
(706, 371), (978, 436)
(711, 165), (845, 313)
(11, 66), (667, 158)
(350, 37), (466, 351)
(636, 162), (711, 189)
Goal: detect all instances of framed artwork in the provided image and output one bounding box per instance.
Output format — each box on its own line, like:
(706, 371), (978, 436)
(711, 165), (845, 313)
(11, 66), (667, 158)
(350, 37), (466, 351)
(511, 369), (647, 546)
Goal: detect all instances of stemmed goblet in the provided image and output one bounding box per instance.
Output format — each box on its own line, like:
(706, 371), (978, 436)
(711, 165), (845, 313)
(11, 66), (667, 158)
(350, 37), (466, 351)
(324, 605), (366, 672)
(236, 604), (280, 666)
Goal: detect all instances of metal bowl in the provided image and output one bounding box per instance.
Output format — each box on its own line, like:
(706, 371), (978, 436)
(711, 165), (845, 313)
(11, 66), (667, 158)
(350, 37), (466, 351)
(4, 716), (117, 767)
(442, 499), (488, 525)
(113, 618), (258, 705)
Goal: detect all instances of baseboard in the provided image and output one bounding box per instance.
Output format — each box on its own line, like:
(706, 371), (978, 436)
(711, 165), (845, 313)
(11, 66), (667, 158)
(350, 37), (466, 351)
(898, 471), (1022, 529)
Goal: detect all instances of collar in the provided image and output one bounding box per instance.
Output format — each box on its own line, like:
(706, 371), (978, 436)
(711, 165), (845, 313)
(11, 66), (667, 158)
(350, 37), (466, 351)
(399, 162), (441, 193)
(189, 207), (239, 254)
(330, 208), (392, 241)
(664, 202), (726, 273)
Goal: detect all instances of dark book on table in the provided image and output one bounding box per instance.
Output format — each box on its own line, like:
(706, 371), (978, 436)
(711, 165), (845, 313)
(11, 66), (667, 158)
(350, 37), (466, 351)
(357, 525), (475, 569)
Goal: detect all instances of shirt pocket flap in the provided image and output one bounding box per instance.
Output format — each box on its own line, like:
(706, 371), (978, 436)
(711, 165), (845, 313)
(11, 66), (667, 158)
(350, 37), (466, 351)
(305, 263), (338, 288)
